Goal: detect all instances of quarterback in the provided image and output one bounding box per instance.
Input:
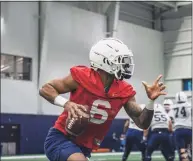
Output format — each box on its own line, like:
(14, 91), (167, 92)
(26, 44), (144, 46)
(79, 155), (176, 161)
(39, 38), (166, 161)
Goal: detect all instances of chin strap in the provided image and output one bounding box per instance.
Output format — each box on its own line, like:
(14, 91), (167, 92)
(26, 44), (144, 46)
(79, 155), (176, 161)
(104, 84), (112, 93)
(104, 76), (114, 93)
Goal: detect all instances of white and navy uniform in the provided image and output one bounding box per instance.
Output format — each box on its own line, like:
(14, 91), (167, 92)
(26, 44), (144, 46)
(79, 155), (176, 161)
(122, 105), (146, 161)
(165, 109), (175, 155)
(172, 102), (192, 130)
(172, 102), (192, 150)
(145, 104), (174, 161)
(151, 104), (171, 131)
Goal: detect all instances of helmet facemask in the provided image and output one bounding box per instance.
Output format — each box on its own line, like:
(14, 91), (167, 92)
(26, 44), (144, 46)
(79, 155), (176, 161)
(163, 99), (173, 112)
(111, 55), (134, 80)
(175, 92), (188, 103)
(164, 104), (171, 113)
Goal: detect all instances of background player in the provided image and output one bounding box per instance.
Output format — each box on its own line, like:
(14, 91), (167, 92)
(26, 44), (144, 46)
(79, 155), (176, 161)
(163, 99), (174, 115)
(163, 99), (175, 158)
(172, 92), (192, 161)
(145, 104), (174, 161)
(120, 133), (126, 152)
(122, 105), (148, 161)
(39, 38), (166, 161)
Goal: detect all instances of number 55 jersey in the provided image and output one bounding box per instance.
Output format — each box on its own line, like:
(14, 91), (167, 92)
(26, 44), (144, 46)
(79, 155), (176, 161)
(150, 104), (170, 130)
(172, 102), (192, 130)
(54, 66), (136, 149)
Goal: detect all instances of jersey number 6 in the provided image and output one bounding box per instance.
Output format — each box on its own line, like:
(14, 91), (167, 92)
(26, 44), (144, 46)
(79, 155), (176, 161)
(90, 100), (111, 124)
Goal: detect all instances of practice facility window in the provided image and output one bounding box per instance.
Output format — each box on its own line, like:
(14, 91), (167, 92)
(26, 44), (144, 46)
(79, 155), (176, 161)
(1, 54), (32, 81)
(182, 79), (192, 91)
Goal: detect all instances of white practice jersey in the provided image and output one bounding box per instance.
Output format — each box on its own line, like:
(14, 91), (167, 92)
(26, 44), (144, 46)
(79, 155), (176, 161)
(129, 118), (143, 131)
(167, 110), (174, 120)
(172, 102), (192, 130)
(151, 104), (170, 130)
(128, 104), (145, 131)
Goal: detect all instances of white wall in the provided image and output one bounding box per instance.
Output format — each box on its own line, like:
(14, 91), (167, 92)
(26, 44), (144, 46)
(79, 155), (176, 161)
(116, 20), (164, 118)
(1, 2), (164, 117)
(1, 2), (39, 114)
(1, 2), (165, 118)
(163, 16), (192, 98)
(39, 3), (106, 115)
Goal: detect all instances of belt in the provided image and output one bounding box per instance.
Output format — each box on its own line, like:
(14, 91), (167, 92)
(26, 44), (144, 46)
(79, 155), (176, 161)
(175, 125), (192, 130)
(152, 128), (169, 133)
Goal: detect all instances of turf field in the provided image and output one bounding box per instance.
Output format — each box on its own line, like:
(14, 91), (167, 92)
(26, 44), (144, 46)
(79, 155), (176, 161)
(1, 151), (179, 161)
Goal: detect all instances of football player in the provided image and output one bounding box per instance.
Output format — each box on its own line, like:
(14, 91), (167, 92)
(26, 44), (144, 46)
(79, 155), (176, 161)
(163, 99), (175, 158)
(120, 133), (126, 152)
(163, 99), (173, 114)
(122, 105), (148, 161)
(172, 92), (192, 161)
(39, 38), (166, 161)
(145, 104), (174, 161)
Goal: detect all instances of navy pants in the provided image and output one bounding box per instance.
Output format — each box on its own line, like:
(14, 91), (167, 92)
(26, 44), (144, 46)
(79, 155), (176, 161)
(161, 133), (175, 160)
(174, 128), (192, 149)
(169, 133), (176, 151)
(174, 128), (192, 161)
(145, 129), (174, 161)
(44, 127), (91, 161)
(122, 129), (146, 161)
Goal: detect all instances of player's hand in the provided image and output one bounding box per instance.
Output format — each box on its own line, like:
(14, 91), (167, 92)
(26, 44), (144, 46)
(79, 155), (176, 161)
(142, 75), (167, 100)
(65, 101), (88, 119)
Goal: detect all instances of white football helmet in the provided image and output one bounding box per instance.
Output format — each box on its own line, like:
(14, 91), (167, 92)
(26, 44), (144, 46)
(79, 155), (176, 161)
(154, 104), (164, 110)
(89, 38), (134, 80)
(175, 91), (188, 103)
(163, 99), (173, 112)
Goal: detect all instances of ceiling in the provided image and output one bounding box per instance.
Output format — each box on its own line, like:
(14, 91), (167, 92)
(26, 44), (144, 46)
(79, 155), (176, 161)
(63, 1), (192, 17)
(57, 1), (192, 30)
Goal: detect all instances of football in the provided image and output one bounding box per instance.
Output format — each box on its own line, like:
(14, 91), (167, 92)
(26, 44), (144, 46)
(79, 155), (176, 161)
(65, 106), (90, 137)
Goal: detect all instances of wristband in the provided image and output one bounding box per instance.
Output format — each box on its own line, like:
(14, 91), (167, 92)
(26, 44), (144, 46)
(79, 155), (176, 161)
(145, 100), (154, 110)
(54, 95), (68, 107)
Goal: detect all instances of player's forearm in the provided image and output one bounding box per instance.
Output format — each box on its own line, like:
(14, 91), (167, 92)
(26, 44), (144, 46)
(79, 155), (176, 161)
(168, 120), (173, 133)
(123, 120), (129, 134)
(138, 108), (154, 129)
(123, 125), (129, 134)
(130, 109), (153, 129)
(124, 98), (154, 129)
(39, 83), (59, 104)
(143, 129), (149, 138)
